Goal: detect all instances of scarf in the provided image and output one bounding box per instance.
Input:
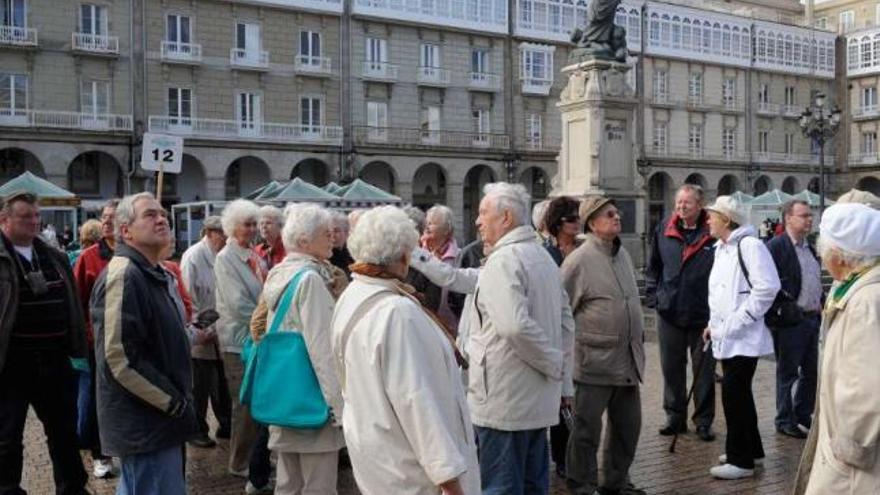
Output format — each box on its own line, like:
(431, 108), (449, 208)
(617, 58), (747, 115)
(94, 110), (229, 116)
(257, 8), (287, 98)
(350, 262), (468, 369)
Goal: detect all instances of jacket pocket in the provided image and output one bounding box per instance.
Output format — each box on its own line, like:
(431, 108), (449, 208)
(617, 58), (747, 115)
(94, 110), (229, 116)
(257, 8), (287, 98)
(582, 332), (619, 348)
(468, 343), (489, 404)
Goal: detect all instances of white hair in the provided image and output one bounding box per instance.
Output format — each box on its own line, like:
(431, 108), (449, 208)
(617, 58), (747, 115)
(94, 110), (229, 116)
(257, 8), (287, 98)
(817, 236), (879, 272)
(282, 203), (332, 252)
(531, 199), (550, 230)
(348, 206), (419, 265)
(331, 211), (349, 232)
(426, 204), (455, 235)
(484, 182), (531, 227)
(115, 192), (156, 240)
(258, 205), (284, 226)
(220, 199), (260, 237)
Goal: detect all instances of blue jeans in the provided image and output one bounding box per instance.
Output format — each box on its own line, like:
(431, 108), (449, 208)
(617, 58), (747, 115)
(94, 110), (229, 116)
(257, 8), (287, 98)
(475, 426), (548, 495)
(117, 444), (186, 495)
(772, 315), (820, 430)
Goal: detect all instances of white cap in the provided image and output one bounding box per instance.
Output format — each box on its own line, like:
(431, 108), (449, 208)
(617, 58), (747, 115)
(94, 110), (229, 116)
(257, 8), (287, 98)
(705, 195), (750, 227)
(819, 203), (880, 257)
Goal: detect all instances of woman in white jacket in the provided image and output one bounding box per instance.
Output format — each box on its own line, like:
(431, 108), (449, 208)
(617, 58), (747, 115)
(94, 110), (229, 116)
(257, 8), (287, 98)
(702, 196), (780, 480)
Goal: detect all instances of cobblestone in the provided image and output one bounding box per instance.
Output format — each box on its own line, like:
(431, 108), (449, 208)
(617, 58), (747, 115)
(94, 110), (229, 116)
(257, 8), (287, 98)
(21, 342), (803, 494)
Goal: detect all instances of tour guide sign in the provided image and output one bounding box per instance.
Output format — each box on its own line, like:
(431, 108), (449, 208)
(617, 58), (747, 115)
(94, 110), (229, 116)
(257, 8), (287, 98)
(140, 133), (183, 202)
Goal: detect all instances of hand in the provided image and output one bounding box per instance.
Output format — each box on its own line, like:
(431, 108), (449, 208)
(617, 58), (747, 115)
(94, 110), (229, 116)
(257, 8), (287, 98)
(194, 329), (213, 345)
(439, 479), (464, 495)
(702, 327), (711, 344)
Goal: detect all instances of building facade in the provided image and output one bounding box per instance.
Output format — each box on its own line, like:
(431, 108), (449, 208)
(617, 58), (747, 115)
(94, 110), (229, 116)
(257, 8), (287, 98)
(1, 0), (872, 250)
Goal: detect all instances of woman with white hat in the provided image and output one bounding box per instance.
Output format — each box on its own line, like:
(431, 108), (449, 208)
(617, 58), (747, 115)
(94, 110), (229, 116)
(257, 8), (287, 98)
(797, 203), (880, 495)
(702, 195), (780, 480)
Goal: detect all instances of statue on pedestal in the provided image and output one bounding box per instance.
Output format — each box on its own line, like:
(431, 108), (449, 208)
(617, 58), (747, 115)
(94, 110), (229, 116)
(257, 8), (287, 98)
(569, 0), (627, 64)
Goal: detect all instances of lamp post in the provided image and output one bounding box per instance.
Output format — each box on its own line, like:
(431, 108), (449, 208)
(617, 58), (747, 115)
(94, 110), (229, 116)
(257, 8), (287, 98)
(799, 92), (841, 215)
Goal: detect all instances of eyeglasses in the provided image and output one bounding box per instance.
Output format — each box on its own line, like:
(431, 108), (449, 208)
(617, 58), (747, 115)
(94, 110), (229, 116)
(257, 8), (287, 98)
(603, 209), (621, 219)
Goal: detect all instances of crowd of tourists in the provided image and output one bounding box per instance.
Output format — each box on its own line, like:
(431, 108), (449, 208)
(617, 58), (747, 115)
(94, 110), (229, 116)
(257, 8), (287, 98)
(0, 180), (878, 495)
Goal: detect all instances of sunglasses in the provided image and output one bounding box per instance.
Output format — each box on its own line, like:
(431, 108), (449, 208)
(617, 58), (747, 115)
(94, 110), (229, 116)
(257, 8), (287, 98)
(562, 215), (580, 223)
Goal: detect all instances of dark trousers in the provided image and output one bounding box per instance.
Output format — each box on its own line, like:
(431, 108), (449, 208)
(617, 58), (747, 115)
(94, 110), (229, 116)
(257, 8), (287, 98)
(192, 358), (232, 437)
(77, 349), (108, 461)
(771, 316), (819, 430)
(248, 425), (271, 488)
(658, 317), (715, 429)
(549, 411), (570, 473)
(475, 426), (549, 495)
(0, 350), (88, 495)
(720, 356), (764, 469)
(566, 383), (641, 494)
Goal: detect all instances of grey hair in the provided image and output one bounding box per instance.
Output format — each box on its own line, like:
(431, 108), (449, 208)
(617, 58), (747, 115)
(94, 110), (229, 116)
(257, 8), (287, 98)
(348, 206), (419, 265)
(258, 205), (284, 226)
(532, 200), (550, 230)
(114, 192), (156, 240)
(484, 182), (531, 227)
(220, 199), (260, 237)
(676, 184), (705, 204)
(282, 203), (332, 252)
(426, 204), (455, 235)
(331, 211), (349, 232)
(200, 215), (223, 238)
(401, 206), (426, 233)
(817, 235), (879, 272)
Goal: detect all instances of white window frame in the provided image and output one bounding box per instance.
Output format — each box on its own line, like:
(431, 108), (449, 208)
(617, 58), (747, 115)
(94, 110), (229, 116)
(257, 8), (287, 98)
(520, 45), (554, 85)
(653, 70), (668, 102)
(420, 43), (440, 68)
(80, 79), (109, 116)
(652, 121), (667, 153)
(688, 72), (703, 104)
(299, 30), (321, 64)
(366, 100), (388, 141)
(235, 90), (262, 135)
(471, 48), (489, 75)
(472, 108), (490, 134)
(861, 86), (878, 110)
(526, 113), (542, 147)
(863, 131), (877, 154)
(784, 86), (796, 106)
(758, 83), (769, 104)
(80, 4), (108, 35)
(840, 10), (854, 32)
(784, 133), (795, 156)
(366, 37), (387, 63)
(167, 86), (192, 128)
(300, 95), (323, 135)
(722, 78), (736, 106)
(722, 128), (735, 157)
(688, 123), (703, 155)
(235, 21), (262, 60)
(0, 73), (27, 114)
(815, 17), (827, 30)
(2, 0), (27, 28)
(758, 130), (770, 153)
(166, 13), (191, 44)
(420, 105), (441, 143)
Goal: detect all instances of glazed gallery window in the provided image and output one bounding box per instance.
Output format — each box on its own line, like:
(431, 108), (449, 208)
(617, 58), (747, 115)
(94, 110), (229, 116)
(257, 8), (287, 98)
(0, 73), (27, 114)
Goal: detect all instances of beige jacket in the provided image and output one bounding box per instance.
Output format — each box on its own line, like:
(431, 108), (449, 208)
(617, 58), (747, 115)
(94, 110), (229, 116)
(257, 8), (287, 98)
(561, 234), (645, 386)
(261, 253), (345, 454)
(802, 264), (880, 495)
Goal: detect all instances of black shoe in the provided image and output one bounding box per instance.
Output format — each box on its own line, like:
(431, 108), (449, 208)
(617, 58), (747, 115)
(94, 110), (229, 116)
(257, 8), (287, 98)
(598, 484), (646, 495)
(188, 434), (217, 448)
(215, 427), (231, 440)
(777, 425), (807, 439)
(658, 424), (687, 436)
(697, 425), (716, 442)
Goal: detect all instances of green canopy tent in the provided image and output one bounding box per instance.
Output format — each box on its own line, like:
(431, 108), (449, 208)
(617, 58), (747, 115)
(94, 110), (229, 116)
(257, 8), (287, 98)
(728, 191), (754, 205)
(269, 178), (341, 203)
(245, 180), (284, 200)
(748, 189), (793, 226)
(336, 179), (402, 206)
(323, 182), (343, 195)
(792, 189), (835, 208)
(0, 171), (81, 241)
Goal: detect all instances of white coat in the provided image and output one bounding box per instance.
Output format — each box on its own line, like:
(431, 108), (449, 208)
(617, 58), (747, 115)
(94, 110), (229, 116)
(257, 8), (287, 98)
(180, 238), (219, 360)
(707, 225), (780, 359)
(331, 275), (481, 495)
(214, 239), (262, 353)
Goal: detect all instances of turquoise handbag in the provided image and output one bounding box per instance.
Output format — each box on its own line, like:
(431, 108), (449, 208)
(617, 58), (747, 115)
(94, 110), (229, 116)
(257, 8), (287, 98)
(239, 269), (330, 429)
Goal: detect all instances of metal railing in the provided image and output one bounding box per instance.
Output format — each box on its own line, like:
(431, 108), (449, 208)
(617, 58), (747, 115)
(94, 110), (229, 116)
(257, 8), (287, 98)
(754, 152), (819, 164)
(756, 102), (780, 115)
(848, 152), (880, 166)
(0, 108), (132, 131)
(781, 104), (804, 118)
(468, 72), (501, 91)
(160, 41), (202, 63)
(148, 115), (342, 145)
(294, 55), (332, 75)
(0, 25), (37, 46)
(852, 105), (880, 119)
(417, 66), (451, 86)
(230, 48), (269, 69)
(72, 32), (119, 54)
(352, 126), (509, 150)
(521, 78), (552, 95)
(522, 136), (561, 152)
(362, 61), (399, 81)
(646, 145), (747, 161)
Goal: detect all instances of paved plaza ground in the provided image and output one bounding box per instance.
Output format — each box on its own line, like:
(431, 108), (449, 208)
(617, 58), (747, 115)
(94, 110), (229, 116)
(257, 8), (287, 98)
(21, 341), (804, 494)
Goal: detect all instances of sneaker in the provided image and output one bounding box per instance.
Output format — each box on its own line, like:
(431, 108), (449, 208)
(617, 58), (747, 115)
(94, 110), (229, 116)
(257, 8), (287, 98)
(245, 481), (273, 494)
(710, 463), (755, 480)
(228, 467), (249, 478)
(92, 458), (115, 479)
(797, 423), (811, 435)
(718, 454), (764, 466)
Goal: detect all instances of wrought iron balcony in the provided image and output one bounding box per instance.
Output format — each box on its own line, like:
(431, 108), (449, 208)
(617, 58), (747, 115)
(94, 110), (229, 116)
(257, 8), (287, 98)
(149, 116), (342, 145)
(161, 41), (202, 64)
(72, 33), (119, 55)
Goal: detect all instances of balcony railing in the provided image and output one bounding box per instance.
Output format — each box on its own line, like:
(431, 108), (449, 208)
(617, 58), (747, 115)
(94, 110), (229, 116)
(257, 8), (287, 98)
(522, 136), (561, 153)
(148, 116), (342, 145)
(0, 108), (132, 131)
(417, 66), (451, 86)
(756, 102), (779, 116)
(0, 25), (37, 47)
(848, 152), (880, 166)
(852, 105), (880, 120)
(686, 96), (712, 111)
(353, 126), (509, 150)
(650, 94), (679, 106)
(754, 152), (820, 164)
(294, 55), (332, 76)
(521, 78), (552, 96)
(782, 104), (804, 118)
(230, 48), (269, 70)
(468, 72), (501, 92)
(721, 99), (744, 113)
(646, 145), (747, 162)
(160, 41), (202, 64)
(72, 33), (119, 55)
(362, 61), (399, 81)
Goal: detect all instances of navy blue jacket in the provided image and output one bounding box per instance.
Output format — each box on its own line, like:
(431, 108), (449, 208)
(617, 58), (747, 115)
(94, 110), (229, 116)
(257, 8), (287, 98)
(765, 233), (819, 304)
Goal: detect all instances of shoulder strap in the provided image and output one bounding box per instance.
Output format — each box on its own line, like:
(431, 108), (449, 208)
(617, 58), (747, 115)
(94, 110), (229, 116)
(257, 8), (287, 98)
(267, 268), (312, 335)
(737, 238), (752, 289)
(335, 290), (394, 391)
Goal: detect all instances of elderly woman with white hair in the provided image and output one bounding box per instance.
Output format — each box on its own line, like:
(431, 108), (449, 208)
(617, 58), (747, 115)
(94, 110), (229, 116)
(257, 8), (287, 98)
(252, 203), (345, 495)
(417, 204), (459, 330)
(255, 204), (285, 270)
(213, 198), (272, 491)
(790, 203), (880, 495)
(331, 206), (480, 495)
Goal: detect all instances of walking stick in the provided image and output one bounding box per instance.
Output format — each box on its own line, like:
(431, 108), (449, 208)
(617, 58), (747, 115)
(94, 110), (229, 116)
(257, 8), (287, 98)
(669, 340), (711, 454)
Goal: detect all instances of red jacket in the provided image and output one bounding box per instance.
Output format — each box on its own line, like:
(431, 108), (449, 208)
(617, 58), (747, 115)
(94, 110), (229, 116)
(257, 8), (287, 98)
(161, 261), (193, 323)
(255, 237), (285, 271)
(73, 239), (113, 344)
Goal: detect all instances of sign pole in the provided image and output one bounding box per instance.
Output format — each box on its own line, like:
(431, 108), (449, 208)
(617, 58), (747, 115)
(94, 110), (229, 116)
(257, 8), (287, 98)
(156, 161), (165, 204)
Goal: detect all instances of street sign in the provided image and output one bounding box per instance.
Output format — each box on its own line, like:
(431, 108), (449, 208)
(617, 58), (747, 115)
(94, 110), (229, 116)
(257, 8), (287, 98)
(141, 133), (183, 174)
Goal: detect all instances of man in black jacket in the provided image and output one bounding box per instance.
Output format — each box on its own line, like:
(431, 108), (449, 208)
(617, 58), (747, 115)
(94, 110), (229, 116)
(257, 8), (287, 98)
(91, 192), (197, 494)
(0, 192), (90, 495)
(645, 184), (717, 441)
(766, 200), (822, 439)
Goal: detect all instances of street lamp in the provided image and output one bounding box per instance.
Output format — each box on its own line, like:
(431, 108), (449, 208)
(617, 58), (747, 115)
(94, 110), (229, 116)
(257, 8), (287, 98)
(799, 92), (841, 214)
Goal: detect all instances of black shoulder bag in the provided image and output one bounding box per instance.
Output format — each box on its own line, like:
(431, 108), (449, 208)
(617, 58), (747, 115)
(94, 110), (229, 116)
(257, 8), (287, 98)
(737, 239), (803, 328)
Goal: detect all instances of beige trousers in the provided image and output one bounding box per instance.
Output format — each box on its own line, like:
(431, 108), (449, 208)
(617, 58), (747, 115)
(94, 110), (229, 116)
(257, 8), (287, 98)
(275, 451), (339, 495)
(222, 352), (259, 473)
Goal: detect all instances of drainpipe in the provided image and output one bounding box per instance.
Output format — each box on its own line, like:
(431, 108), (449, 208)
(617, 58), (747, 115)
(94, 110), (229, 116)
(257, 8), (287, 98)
(340, 0), (353, 182)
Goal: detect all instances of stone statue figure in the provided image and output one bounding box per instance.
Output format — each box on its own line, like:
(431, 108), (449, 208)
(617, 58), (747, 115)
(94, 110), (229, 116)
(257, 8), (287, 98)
(569, 0), (627, 63)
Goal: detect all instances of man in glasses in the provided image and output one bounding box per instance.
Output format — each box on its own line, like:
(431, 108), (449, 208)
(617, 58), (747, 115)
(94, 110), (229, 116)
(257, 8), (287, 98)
(0, 191), (91, 494)
(645, 183), (717, 442)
